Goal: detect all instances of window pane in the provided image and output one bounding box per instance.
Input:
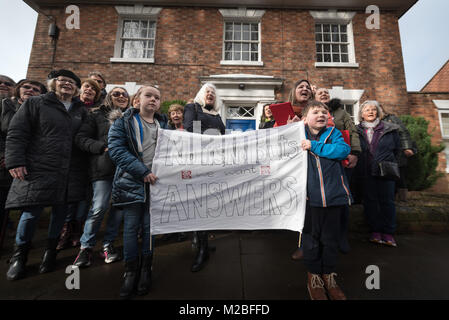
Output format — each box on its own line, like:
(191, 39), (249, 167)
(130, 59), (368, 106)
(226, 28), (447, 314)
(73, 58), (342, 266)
(332, 44), (339, 53)
(123, 20), (139, 38)
(234, 31), (241, 40)
(140, 28), (148, 38)
(242, 52), (249, 61)
(317, 54), (323, 62)
(234, 52), (241, 60)
(323, 44), (330, 53)
(331, 24), (339, 33)
(122, 40), (145, 58)
(323, 24), (330, 32)
(442, 113), (449, 135)
(315, 24), (321, 33)
(323, 33), (331, 42)
(225, 42), (232, 51)
(341, 54), (349, 62)
(333, 54), (340, 62)
(242, 43), (249, 51)
(234, 43), (241, 52)
(148, 40), (154, 49)
(242, 23), (250, 31)
(251, 52), (258, 61)
(344, 104), (353, 116)
(340, 25), (347, 33)
(225, 52), (232, 60)
(234, 23), (241, 32)
(332, 34), (339, 42)
(316, 44), (322, 53)
(225, 23), (233, 31)
(341, 44), (348, 53)
(315, 33), (322, 42)
(141, 21), (148, 29)
(324, 54), (331, 62)
(251, 32), (258, 41)
(243, 31), (250, 40)
(251, 24), (258, 32)
(251, 43), (258, 51)
(341, 34), (348, 42)
(225, 32), (232, 40)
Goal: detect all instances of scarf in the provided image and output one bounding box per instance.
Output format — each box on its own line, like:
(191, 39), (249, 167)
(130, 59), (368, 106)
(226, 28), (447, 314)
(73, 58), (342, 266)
(361, 118), (380, 144)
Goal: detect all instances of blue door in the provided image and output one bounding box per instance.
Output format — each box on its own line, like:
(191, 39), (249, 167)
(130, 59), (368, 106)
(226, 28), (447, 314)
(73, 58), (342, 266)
(226, 119), (256, 132)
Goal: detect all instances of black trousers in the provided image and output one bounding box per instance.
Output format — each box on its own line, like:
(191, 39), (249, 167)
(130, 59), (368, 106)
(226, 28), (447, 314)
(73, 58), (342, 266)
(302, 204), (343, 275)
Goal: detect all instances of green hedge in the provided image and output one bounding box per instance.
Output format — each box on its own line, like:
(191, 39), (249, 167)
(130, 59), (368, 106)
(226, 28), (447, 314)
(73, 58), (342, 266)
(399, 115), (445, 191)
(160, 100), (187, 115)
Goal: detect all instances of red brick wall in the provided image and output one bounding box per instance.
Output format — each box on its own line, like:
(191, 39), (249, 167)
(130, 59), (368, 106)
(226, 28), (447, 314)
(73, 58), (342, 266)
(27, 6), (409, 114)
(421, 61), (449, 92)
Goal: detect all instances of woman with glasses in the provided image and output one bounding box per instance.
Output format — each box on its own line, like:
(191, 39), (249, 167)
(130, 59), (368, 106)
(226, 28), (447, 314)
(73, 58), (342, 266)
(0, 79), (47, 249)
(5, 69), (88, 280)
(0, 75), (16, 100)
(73, 87), (130, 268)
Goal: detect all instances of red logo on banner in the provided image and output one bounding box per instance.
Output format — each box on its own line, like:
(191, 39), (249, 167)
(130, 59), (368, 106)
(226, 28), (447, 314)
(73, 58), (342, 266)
(182, 171), (192, 179)
(260, 166), (270, 175)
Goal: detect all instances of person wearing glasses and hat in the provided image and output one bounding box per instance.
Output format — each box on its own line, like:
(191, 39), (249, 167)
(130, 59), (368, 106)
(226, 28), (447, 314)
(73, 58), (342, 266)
(4, 69), (89, 280)
(0, 79), (47, 249)
(72, 86), (131, 268)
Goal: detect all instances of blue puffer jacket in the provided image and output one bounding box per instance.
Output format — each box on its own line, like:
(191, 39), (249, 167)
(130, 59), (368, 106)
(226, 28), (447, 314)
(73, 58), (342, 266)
(306, 126), (353, 208)
(108, 108), (166, 206)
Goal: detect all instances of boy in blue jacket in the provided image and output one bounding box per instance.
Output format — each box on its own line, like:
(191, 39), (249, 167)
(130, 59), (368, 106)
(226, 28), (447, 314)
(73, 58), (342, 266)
(300, 100), (352, 300)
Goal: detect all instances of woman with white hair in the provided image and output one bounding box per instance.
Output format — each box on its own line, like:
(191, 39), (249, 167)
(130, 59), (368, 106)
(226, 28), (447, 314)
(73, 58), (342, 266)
(183, 83), (225, 272)
(355, 100), (400, 247)
(183, 83), (225, 135)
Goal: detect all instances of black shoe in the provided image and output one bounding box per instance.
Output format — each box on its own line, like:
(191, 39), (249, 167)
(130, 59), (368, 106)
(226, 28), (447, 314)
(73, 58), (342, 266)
(6, 243), (30, 281)
(39, 238), (59, 274)
(120, 259), (139, 299)
(101, 244), (122, 264)
(73, 248), (92, 268)
(137, 254), (153, 296)
(191, 232), (210, 272)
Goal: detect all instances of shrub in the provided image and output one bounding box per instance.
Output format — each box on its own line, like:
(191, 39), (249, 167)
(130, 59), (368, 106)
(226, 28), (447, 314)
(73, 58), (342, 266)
(399, 115), (445, 190)
(160, 100), (187, 115)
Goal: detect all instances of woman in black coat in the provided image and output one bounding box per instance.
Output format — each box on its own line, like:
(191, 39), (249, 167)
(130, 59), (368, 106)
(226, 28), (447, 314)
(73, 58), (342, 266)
(5, 69), (86, 280)
(183, 83), (225, 272)
(72, 87), (130, 268)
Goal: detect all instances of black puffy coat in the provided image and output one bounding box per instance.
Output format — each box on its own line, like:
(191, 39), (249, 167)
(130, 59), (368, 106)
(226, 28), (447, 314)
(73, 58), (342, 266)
(183, 103), (225, 134)
(4, 92), (87, 209)
(75, 105), (117, 182)
(0, 98), (20, 188)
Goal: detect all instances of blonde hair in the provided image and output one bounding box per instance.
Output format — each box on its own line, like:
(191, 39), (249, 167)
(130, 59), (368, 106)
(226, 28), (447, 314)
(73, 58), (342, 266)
(47, 78), (80, 97)
(194, 83), (221, 112)
(168, 104), (184, 126)
(81, 78), (101, 102)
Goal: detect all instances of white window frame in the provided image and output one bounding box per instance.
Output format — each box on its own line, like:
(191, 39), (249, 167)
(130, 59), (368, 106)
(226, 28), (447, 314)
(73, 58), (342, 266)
(111, 5), (162, 64)
(219, 8), (265, 66)
(310, 11), (359, 68)
(434, 100), (449, 139)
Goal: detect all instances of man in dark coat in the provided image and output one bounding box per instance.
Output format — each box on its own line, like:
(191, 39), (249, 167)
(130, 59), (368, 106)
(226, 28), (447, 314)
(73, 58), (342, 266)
(5, 69), (86, 281)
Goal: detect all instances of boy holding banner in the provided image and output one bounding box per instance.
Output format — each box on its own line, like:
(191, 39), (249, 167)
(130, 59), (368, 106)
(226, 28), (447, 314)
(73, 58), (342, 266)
(300, 101), (352, 300)
(108, 85), (166, 299)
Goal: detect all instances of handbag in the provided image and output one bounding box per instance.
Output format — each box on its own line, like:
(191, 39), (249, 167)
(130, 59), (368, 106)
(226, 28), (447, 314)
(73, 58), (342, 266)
(378, 161), (400, 181)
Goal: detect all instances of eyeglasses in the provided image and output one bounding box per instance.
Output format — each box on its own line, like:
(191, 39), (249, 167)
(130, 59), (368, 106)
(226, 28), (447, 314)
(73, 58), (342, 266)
(0, 81), (14, 87)
(112, 91), (128, 98)
(56, 78), (76, 85)
(21, 85), (41, 93)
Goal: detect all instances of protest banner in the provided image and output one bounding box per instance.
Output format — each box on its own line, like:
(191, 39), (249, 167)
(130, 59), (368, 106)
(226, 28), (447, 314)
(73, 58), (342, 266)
(150, 122), (308, 234)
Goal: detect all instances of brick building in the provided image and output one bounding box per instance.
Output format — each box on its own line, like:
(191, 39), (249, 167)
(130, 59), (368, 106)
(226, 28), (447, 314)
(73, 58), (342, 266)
(22, 0), (448, 190)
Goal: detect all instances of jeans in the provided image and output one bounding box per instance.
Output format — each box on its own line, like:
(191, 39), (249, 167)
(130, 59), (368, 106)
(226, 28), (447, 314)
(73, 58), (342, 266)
(363, 176), (397, 234)
(80, 180), (123, 249)
(302, 204), (342, 274)
(15, 205), (67, 246)
(122, 184), (153, 262)
(65, 200), (89, 224)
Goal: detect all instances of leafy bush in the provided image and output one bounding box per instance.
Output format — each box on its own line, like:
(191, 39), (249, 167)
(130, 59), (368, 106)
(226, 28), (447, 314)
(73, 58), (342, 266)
(399, 115), (445, 190)
(160, 100), (187, 115)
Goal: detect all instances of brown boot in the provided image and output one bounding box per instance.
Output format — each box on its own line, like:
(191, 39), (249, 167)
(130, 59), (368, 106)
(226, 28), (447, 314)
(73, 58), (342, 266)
(291, 247), (303, 260)
(56, 222), (71, 250)
(307, 273), (328, 300)
(322, 273), (346, 300)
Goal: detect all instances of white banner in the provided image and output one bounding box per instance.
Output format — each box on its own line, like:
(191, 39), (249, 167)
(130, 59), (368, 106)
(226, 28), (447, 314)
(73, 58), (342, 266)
(150, 122), (308, 235)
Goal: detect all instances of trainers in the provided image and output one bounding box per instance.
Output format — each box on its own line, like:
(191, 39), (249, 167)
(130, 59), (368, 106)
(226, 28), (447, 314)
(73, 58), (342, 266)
(369, 232), (383, 244)
(307, 273), (328, 300)
(73, 248), (92, 268)
(101, 244), (122, 264)
(381, 234), (397, 247)
(322, 273), (347, 300)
